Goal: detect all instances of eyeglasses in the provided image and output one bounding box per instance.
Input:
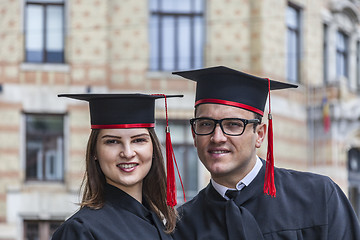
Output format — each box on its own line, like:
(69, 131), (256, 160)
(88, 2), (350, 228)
(190, 117), (260, 136)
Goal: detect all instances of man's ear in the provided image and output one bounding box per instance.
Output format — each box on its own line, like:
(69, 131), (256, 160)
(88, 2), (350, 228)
(255, 123), (266, 148)
(191, 128), (197, 147)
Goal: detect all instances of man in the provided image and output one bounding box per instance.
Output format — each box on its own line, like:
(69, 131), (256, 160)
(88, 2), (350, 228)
(172, 66), (360, 240)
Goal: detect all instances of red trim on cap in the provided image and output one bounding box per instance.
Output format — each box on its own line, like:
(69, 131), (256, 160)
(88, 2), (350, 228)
(91, 123), (155, 129)
(195, 99), (264, 116)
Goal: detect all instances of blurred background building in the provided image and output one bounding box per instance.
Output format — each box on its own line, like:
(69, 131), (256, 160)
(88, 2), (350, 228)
(0, 0), (360, 239)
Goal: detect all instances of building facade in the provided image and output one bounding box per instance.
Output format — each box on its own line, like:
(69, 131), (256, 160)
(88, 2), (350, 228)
(0, 0), (360, 239)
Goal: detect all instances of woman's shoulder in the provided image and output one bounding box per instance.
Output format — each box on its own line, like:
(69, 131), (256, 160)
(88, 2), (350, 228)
(52, 205), (117, 239)
(51, 208), (95, 239)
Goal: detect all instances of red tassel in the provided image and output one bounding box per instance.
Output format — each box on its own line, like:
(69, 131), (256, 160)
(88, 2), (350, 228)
(264, 79), (276, 197)
(166, 128), (177, 207)
(152, 94), (186, 207)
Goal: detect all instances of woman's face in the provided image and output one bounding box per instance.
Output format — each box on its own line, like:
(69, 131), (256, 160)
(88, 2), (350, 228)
(96, 128), (153, 193)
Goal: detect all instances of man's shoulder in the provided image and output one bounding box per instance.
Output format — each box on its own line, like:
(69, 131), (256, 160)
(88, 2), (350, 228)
(260, 158), (333, 185)
(274, 166), (337, 193)
(275, 166), (332, 181)
(177, 186), (209, 211)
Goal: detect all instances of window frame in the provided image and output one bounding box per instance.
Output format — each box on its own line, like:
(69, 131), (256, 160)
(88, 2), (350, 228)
(149, 0), (204, 71)
(24, 219), (63, 240)
(356, 41), (360, 92)
(286, 3), (302, 84)
(348, 147), (360, 219)
(24, 0), (65, 64)
(24, 112), (65, 182)
(323, 23), (329, 84)
(336, 30), (349, 79)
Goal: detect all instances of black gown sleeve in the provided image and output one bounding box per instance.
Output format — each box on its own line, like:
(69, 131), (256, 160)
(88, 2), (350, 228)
(327, 181), (360, 240)
(51, 218), (95, 240)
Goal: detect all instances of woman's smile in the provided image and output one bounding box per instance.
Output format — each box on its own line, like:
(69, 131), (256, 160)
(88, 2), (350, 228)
(116, 162), (139, 172)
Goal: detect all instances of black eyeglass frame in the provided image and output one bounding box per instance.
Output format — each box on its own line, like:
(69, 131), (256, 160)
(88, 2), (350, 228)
(190, 117), (261, 136)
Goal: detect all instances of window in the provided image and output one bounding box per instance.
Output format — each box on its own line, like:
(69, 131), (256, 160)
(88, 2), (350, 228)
(286, 4), (301, 83)
(24, 220), (63, 240)
(357, 41), (360, 91)
(349, 186), (360, 220)
(348, 148), (360, 219)
(336, 31), (348, 79)
(25, 0), (65, 63)
(25, 113), (64, 181)
(157, 120), (198, 202)
(323, 24), (329, 84)
(149, 0), (204, 71)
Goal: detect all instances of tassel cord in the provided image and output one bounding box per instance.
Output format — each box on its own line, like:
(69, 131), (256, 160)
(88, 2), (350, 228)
(264, 79), (276, 197)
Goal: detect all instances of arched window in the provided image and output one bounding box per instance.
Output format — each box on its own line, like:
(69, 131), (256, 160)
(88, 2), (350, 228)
(323, 1), (360, 91)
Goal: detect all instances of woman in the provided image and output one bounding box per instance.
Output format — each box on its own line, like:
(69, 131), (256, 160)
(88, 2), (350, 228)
(52, 93), (182, 239)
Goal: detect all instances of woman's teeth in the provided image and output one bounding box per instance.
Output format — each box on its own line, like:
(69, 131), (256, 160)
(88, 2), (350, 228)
(117, 163), (137, 169)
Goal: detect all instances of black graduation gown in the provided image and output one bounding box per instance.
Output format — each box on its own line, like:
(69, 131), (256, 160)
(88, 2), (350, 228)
(52, 184), (172, 240)
(173, 159), (360, 240)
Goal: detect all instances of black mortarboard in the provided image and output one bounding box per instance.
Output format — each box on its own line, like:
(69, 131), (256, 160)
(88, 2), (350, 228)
(58, 93), (182, 129)
(172, 66), (297, 116)
(173, 66), (298, 198)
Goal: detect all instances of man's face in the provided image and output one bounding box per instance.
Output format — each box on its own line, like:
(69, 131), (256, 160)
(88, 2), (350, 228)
(193, 103), (265, 187)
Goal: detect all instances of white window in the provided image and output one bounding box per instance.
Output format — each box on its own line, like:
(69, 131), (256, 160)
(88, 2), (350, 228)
(336, 31), (348, 78)
(25, 113), (64, 181)
(356, 41), (360, 91)
(323, 24), (329, 84)
(149, 0), (204, 71)
(24, 220), (63, 240)
(286, 4), (301, 83)
(25, 1), (65, 63)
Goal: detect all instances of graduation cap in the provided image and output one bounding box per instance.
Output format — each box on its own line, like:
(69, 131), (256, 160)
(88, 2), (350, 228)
(58, 93), (184, 129)
(173, 66), (298, 197)
(58, 93), (185, 206)
(173, 66), (297, 116)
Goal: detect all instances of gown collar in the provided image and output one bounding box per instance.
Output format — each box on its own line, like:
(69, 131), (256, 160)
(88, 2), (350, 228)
(104, 183), (171, 240)
(104, 183), (152, 221)
(211, 156), (263, 199)
(206, 158), (266, 205)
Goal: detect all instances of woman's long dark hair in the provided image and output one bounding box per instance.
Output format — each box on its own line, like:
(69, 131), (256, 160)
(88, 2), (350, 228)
(80, 128), (177, 233)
